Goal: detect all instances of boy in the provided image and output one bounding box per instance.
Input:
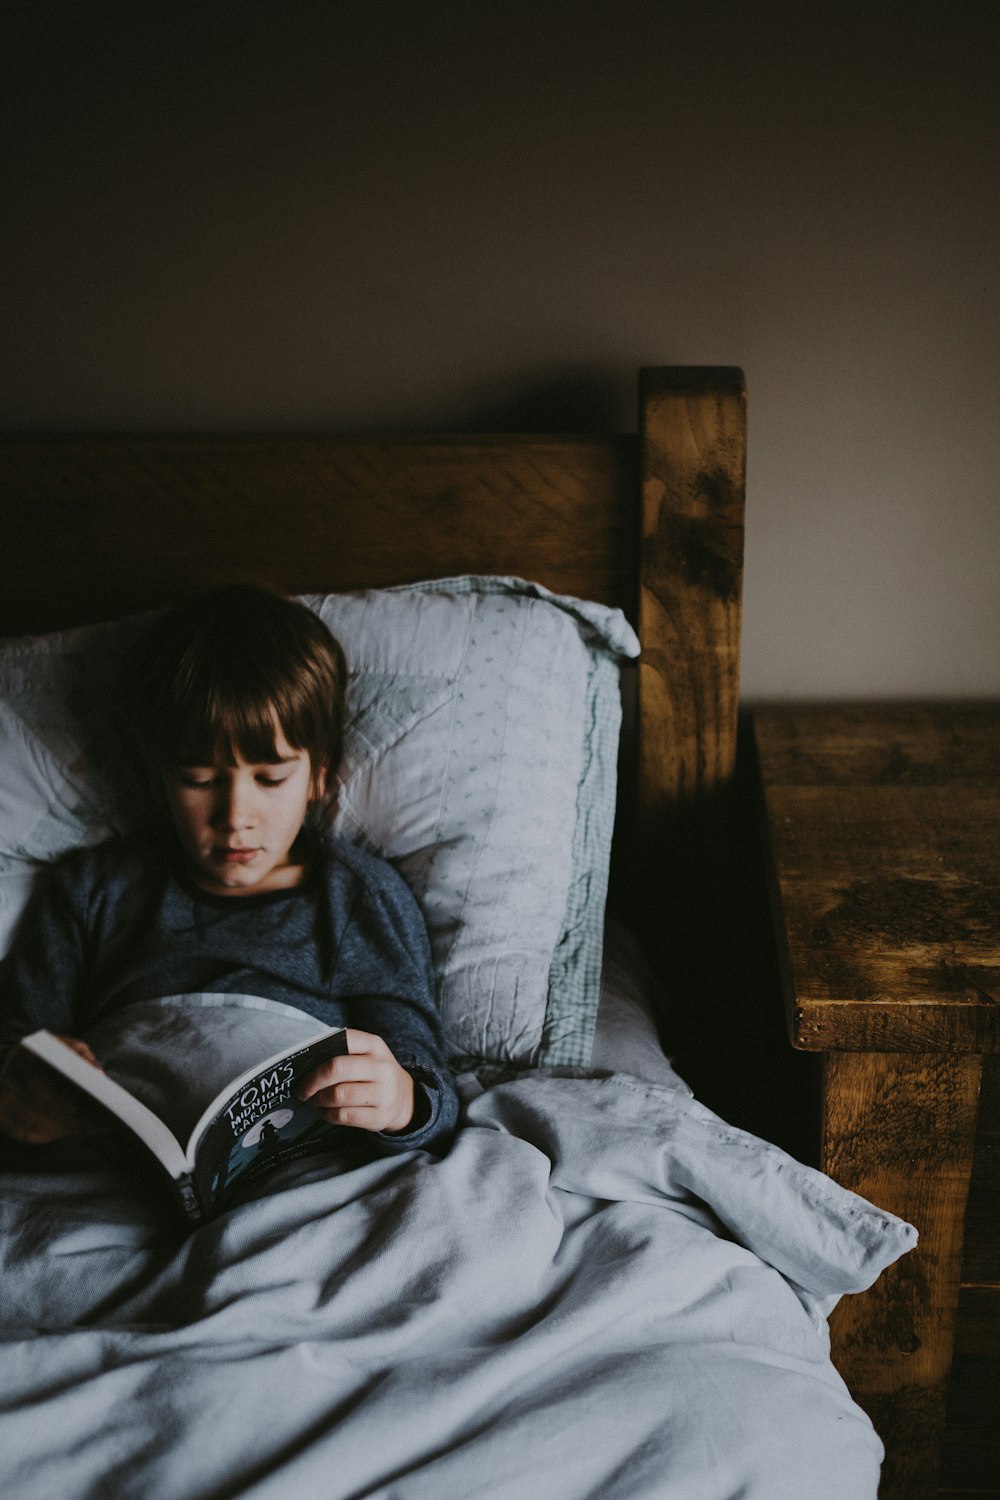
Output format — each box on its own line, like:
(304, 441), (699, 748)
(0, 585), (459, 1158)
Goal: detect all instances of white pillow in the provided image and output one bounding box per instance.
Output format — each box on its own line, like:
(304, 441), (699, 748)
(0, 616), (148, 952)
(0, 579), (639, 1074)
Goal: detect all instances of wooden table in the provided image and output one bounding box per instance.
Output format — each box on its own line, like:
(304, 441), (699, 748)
(752, 702), (1000, 1500)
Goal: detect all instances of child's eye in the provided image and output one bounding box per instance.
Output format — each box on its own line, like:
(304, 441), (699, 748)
(256, 775), (288, 788)
(178, 774), (217, 790)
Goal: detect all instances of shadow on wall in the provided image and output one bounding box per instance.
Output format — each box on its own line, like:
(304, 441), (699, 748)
(454, 366), (632, 433)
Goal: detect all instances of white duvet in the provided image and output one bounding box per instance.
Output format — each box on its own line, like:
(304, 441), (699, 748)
(0, 1061), (915, 1500)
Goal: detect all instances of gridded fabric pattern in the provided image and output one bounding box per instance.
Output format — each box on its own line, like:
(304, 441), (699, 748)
(409, 577), (634, 1071)
(317, 578), (638, 1073)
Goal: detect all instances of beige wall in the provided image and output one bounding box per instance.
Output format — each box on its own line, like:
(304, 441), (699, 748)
(3, 2), (997, 698)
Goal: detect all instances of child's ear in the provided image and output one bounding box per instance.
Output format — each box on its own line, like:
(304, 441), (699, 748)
(310, 764), (329, 803)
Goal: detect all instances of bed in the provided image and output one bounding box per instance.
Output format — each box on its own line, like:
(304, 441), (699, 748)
(0, 368), (916, 1498)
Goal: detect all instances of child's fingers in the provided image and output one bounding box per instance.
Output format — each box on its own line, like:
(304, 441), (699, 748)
(320, 1105), (384, 1129)
(296, 1053), (372, 1101)
(300, 1073), (389, 1113)
(341, 1028), (393, 1059)
(54, 1036), (102, 1069)
(314, 1092), (404, 1128)
(295, 1031), (414, 1133)
(313, 1081), (382, 1111)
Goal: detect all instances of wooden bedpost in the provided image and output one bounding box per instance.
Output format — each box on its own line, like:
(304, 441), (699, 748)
(635, 366), (747, 851)
(631, 367), (747, 1062)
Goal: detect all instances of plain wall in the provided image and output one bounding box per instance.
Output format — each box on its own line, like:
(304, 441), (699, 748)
(2, 0), (997, 699)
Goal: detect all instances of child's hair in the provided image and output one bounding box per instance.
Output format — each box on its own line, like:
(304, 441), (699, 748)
(122, 585), (347, 801)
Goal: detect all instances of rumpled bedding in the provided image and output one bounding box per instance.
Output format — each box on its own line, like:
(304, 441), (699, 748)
(0, 1069), (916, 1500)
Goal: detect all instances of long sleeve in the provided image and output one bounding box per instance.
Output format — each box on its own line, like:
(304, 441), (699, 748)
(0, 856), (89, 1059)
(328, 839), (459, 1155)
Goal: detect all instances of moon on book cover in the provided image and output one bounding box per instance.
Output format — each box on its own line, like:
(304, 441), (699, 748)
(241, 1108), (294, 1147)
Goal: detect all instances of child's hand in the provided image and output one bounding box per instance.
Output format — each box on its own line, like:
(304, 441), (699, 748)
(296, 1029), (416, 1135)
(0, 1036), (105, 1144)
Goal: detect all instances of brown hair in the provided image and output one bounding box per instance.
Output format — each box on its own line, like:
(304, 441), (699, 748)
(123, 585), (347, 806)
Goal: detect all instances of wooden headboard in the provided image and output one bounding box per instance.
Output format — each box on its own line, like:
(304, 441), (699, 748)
(1, 365), (747, 997)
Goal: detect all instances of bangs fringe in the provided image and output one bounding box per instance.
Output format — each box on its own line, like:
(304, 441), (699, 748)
(165, 660), (321, 768)
(124, 585), (346, 778)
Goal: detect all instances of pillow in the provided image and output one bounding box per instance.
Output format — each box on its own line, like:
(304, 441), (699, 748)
(0, 579), (639, 1075)
(0, 614), (149, 951)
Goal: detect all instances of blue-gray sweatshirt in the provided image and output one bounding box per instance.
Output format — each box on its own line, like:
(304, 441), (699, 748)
(0, 829), (458, 1154)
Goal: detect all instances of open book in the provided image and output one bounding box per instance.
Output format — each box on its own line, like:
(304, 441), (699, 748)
(22, 1007), (349, 1225)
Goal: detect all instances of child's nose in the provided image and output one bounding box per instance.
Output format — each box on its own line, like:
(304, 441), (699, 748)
(214, 781), (255, 829)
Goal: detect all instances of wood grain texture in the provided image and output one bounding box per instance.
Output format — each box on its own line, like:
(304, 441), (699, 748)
(754, 704), (1000, 1052)
(960, 1052), (1000, 1285)
(823, 1051), (983, 1500)
(752, 702), (1000, 788)
(636, 367), (746, 833)
(939, 1056), (1000, 1494)
(0, 434), (637, 634)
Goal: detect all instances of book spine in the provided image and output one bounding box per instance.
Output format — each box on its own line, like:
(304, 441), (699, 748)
(176, 1175), (203, 1226)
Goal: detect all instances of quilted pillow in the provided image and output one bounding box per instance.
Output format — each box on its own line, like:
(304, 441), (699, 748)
(0, 579), (638, 1073)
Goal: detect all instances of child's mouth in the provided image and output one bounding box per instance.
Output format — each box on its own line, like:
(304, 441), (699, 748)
(217, 848), (259, 864)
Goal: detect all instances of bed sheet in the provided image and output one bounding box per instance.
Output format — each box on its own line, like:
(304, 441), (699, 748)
(0, 1044), (915, 1500)
(592, 918), (688, 1090)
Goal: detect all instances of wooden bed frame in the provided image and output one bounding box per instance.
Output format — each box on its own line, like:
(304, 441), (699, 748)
(0, 367), (937, 1493)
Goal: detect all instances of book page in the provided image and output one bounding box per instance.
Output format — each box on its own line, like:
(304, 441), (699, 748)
(86, 994), (336, 1147)
(19, 1029), (188, 1179)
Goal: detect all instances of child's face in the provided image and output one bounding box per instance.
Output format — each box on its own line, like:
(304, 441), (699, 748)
(162, 725), (327, 898)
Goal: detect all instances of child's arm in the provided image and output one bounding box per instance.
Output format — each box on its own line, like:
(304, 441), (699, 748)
(296, 1028), (416, 1135)
(0, 854), (103, 1142)
(0, 854), (89, 1058)
(347, 992), (459, 1148)
(0, 1037), (105, 1144)
(321, 845), (461, 1151)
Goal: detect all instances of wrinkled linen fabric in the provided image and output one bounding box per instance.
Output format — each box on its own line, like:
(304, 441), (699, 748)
(0, 1072), (914, 1500)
